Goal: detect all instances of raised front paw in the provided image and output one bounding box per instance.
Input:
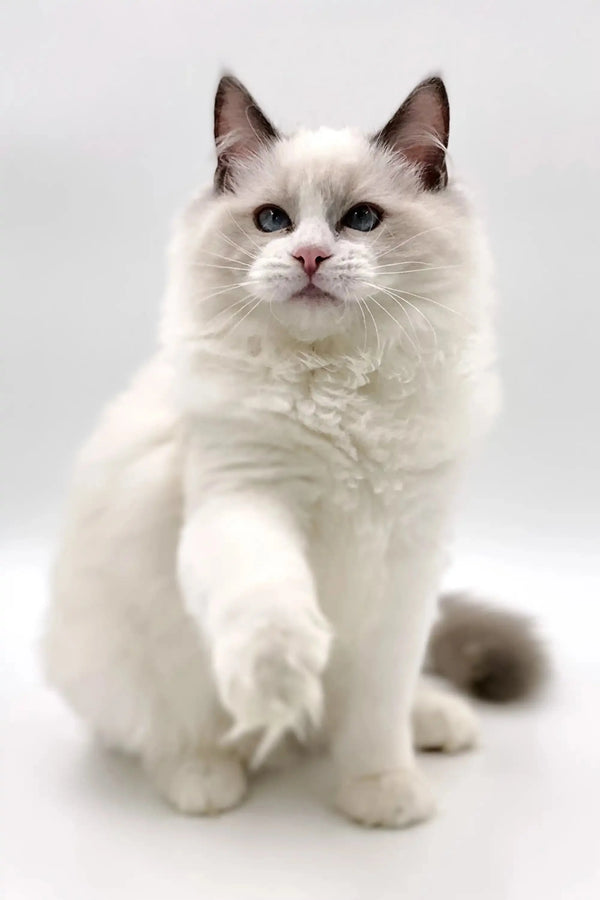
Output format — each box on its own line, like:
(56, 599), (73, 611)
(336, 767), (436, 828)
(213, 592), (332, 764)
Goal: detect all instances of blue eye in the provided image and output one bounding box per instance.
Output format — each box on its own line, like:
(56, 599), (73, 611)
(341, 203), (382, 232)
(254, 205), (292, 233)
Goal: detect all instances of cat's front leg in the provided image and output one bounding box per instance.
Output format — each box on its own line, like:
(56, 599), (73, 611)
(331, 553), (441, 828)
(178, 491), (331, 762)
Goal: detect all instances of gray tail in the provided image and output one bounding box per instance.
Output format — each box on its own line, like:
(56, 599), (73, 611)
(426, 592), (549, 702)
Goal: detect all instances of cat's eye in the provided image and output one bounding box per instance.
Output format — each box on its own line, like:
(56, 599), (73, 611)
(340, 203), (382, 233)
(254, 205), (293, 233)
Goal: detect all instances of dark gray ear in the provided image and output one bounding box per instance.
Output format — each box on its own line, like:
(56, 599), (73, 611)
(373, 77), (450, 191)
(213, 75), (280, 192)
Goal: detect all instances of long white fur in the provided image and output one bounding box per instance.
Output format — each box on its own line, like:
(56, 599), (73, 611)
(43, 105), (499, 827)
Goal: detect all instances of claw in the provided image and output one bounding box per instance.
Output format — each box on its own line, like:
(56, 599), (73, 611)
(250, 723), (288, 770)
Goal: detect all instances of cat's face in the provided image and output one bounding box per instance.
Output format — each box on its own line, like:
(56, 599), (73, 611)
(175, 76), (481, 349)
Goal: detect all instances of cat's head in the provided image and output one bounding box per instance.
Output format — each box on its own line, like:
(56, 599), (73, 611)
(170, 75), (486, 351)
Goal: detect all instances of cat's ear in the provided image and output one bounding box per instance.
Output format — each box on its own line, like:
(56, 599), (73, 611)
(213, 75), (280, 192)
(373, 77), (450, 191)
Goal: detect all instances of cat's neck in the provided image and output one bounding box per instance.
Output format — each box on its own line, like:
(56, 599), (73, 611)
(174, 330), (423, 383)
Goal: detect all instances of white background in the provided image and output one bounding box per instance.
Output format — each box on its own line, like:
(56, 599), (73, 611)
(2, 2), (599, 898)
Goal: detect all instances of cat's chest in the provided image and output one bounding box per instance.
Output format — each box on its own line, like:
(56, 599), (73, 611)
(289, 372), (409, 464)
(244, 360), (443, 484)
(184, 347), (473, 504)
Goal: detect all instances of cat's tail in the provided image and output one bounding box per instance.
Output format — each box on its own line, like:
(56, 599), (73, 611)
(426, 592), (549, 702)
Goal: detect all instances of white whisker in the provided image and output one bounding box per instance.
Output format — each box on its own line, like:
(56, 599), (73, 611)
(229, 297), (263, 334)
(365, 291), (420, 355)
(355, 297), (369, 353)
(374, 264), (462, 275)
(364, 279), (435, 338)
(192, 281), (253, 303)
(375, 224), (449, 260)
(216, 229), (258, 261)
(227, 212), (263, 254)
(381, 289), (423, 350)
(361, 295), (382, 357)
(382, 286), (471, 324)
(393, 292), (438, 349)
(198, 247), (255, 266)
(372, 259), (430, 269)
(203, 295), (257, 331)
(191, 262), (249, 273)
(368, 220), (390, 253)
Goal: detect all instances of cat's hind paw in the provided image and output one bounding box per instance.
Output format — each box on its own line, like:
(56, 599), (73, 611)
(412, 685), (479, 753)
(146, 752), (247, 815)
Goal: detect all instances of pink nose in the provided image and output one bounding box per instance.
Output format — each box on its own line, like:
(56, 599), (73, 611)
(292, 246), (331, 277)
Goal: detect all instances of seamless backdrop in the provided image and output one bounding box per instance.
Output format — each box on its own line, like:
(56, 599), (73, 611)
(2, 3), (599, 899)
(3, 0), (599, 553)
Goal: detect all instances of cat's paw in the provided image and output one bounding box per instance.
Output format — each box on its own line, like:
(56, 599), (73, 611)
(213, 594), (332, 763)
(146, 752), (247, 815)
(336, 767), (436, 828)
(412, 687), (479, 753)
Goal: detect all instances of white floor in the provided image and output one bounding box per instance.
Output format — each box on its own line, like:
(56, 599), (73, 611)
(3, 539), (599, 900)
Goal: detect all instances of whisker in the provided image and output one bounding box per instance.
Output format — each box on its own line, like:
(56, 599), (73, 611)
(381, 290), (423, 350)
(373, 264), (462, 275)
(181, 295), (256, 338)
(385, 291), (438, 351)
(372, 259), (430, 269)
(215, 229), (258, 261)
(375, 224), (449, 260)
(361, 295), (382, 357)
(191, 262), (249, 273)
(204, 294), (256, 330)
(227, 212), (263, 254)
(192, 281), (253, 303)
(198, 247), (254, 267)
(364, 278), (435, 339)
(229, 297), (263, 334)
(381, 286), (471, 324)
(355, 297), (369, 353)
(365, 289), (420, 354)
(211, 294), (256, 332)
(267, 296), (295, 331)
(368, 220), (390, 253)
(392, 292), (438, 349)
(267, 298), (281, 329)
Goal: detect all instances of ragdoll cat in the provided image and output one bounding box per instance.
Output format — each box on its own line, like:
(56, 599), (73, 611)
(44, 74), (506, 828)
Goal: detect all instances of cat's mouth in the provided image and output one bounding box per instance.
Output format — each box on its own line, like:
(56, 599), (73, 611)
(289, 283), (339, 304)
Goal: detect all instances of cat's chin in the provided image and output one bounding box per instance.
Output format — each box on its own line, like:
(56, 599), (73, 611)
(274, 296), (349, 342)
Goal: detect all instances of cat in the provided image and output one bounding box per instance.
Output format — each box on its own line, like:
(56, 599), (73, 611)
(43, 73), (504, 828)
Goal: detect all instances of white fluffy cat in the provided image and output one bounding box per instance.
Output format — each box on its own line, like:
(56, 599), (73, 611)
(43, 75), (499, 827)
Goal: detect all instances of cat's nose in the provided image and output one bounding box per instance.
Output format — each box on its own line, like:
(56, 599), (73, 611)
(292, 246), (332, 277)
